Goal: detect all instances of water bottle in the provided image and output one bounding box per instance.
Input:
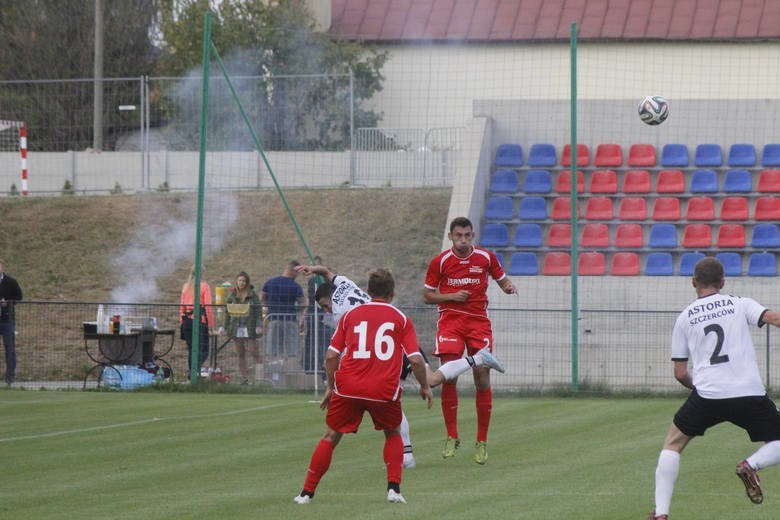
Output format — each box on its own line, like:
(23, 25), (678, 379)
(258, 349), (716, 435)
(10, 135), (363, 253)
(96, 305), (105, 333)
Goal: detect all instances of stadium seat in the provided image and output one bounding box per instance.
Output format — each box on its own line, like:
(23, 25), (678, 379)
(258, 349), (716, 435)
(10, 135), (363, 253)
(480, 223), (509, 247)
(748, 252), (777, 276)
(561, 144), (589, 166)
(617, 197), (647, 220)
(594, 144), (623, 167)
(513, 223), (543, 247)
(522, 170), (553, 193)
(682, 224), (712, 248)
(614, 223), (643, 248)
(580, 223), (610, 247)
(584, 197), (613, 220)
(490, 169), (519, 193)
(610, 252), (640, 275)
(495, 252), (505, 268)
(589, 169), (618, 193)
(761, 144), (780, 167)
(722, 169), (752, 193)
(648, 224), (678, 248)
(485, 195), (514, 220)
(578, 252), (606, 275)
(495, 144), (523, 167)
(727, 143), (757, 167)
(751, 224), (780, 248)
(694, 144), (722, 167)
(660, 144), (689, 167)
(547, 223), (572, 247)
(508, 252), (538, 275)
(719, 197), (749, 221)
(716, 252), (742, 276)
(554, 170), (585, 193)
(627, 144), (656, 167)
(551, 197), (579, 220)
(656, 170), (685, 193)
(685, 197), (715, 221)
(651, 197), (681, 221)
(527, 144), (557, 167)
(689, 169), (719, 193)
(518, 196), (548, 220)
(622, 170), (651, 193)
(679, 252), (706, 276)
(541, 252), (572, 275)
(757, 169), (780, 193)
(716, 224), (745, 248)
(645, 252), (674, 276)
(754, 197), (780, 220)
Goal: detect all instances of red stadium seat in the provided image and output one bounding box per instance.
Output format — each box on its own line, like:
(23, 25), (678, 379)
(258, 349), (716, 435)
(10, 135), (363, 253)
(627, 144), (656, 167)
(614, 224), (643, 247)
(716, 224), (746, 248)
(610, 252), (640, 275)
(617, 197), (647, 220)
(682, 224), (712, 248)
(555, 170), (585, 193)
(589, 169), (618, 193)
(656, 170), (685, 193)
(594, 144), (623, 167)
(720, 197), (749, 221)
(578, 252), (606, 275)
(757, 169), (780, 193)
(651, 197), (681, 221)
(541, 252), (572, 275)
(686, 197), (715, 221)
(754, 197), (780, 220)
(561, 144), (589, 166)
(622, 170), (651, 193)
(584, 197), (613, 220)
(551, 197), (579, 220)
(547, 224), (572, 247)
(580, 223), (610, 247)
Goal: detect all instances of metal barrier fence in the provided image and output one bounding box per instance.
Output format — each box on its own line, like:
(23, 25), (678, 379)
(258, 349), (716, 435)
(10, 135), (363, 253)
(8, 302), (780, 393)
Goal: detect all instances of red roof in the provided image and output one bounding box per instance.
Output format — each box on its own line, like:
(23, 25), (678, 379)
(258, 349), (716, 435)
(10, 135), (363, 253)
(330, 0), (780, 42)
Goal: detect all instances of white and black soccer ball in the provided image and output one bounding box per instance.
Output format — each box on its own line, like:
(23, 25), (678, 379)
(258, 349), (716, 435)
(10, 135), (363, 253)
(638, 95), (669, 125)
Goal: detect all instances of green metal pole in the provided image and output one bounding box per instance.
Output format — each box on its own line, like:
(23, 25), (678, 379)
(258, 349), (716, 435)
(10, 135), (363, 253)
(570, 23), (579, 392)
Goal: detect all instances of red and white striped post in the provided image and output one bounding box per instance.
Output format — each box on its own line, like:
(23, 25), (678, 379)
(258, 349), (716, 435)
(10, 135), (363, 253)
(19, 123), (28, 196)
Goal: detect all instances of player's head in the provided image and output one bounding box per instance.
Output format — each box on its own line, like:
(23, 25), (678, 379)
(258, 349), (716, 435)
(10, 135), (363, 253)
(448, 216), (475, 254)
(693, 257), (725, 291)
(314, 282), (336, 313)
(367, 268), (394, 301)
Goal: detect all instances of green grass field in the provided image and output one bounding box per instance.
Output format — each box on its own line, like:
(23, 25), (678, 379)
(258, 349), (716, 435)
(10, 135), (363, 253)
(0, 389), (776, 519)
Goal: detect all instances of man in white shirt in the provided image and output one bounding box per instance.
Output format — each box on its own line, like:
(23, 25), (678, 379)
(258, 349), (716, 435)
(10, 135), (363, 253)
(648, 257), (780, 520)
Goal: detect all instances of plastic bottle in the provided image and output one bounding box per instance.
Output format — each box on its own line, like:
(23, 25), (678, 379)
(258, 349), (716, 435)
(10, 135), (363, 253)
(112, 315), (121, 335)
(97, 304), (105, 334)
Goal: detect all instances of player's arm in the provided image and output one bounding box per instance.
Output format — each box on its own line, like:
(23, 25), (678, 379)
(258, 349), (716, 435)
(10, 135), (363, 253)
(496, 276), (517, 295)
(673, 359), (693, 389)
(422, 286), (470, 304)
(407, 352), (433, 408)
(760, 310), (780, 328)
(320, 349), (339, 410)
(296, 264), (337, 283)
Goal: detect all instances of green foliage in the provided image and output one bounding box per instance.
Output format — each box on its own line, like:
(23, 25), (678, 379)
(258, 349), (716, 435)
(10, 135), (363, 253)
(61, 179), (74, 196)
(9, 183), (19, 196)
(110, 182), (123, 194)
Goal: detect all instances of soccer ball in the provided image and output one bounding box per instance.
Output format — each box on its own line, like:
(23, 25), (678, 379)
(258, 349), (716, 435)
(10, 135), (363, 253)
(638, 96), (669, 125)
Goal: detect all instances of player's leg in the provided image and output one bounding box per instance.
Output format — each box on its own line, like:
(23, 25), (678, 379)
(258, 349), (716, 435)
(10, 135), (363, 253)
(399, 411), (415, 468)
(651, 424), (691, 517)
(369, 401), (406, 504)
(733, 394), (780, 504)
(434, 313), (464, 458)
(467, 319), (495, 464)
(429, 349), (505, 387)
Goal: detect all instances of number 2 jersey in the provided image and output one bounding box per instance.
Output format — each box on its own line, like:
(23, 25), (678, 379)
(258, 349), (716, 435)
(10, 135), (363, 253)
(330, 301), (423, 402)
(330, 275), (370, 321)
(672, 293), (769, 399)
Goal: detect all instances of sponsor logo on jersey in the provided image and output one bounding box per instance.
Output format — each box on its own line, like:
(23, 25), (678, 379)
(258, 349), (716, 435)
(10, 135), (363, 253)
(469, 266), (483, 274)
(688, 298), (734, 317)
(438, 335), (458, 343)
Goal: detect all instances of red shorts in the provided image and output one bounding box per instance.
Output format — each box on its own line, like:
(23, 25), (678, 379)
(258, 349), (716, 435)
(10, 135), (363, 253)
(326, 393), (403, 433)
(433, 312), (493, 357)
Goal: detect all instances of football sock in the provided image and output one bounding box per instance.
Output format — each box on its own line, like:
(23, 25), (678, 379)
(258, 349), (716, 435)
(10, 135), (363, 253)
(302, 438), (335, 495)
(387, 482), (400, 493)
(475, 387), (492, 442)
(437, 358), (471, 381)
(399, 412), (412, 452)
(748, 440), (780, 470)
(384, 432), (404, 484)
(440, 382), (459, 438)
(654, 449), (680, 516)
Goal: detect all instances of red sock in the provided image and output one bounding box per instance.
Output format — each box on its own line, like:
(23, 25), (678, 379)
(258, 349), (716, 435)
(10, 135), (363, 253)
(302, 438), (335, 495)
(476, 387), (492, 442)
(384, 432), (404, 485)
(441, 382), (459, 438)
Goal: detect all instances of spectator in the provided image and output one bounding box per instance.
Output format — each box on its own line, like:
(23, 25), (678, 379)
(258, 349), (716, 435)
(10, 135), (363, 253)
(261, 260), (307, 372)
(0, 259), (22, 385)
(223, 271), (261, 385)
(180, 265), (213, 377)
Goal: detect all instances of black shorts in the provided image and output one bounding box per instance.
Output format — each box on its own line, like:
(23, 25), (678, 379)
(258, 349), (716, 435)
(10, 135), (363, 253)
(673, 389), (780, 442)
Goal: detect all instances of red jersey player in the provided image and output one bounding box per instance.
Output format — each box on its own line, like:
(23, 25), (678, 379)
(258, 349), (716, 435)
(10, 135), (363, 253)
(423, 216), (516, 464)
(294, 268), (433, 505)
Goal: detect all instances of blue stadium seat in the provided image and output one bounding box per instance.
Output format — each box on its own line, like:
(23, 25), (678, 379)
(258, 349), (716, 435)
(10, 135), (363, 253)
(678, 252), (706, 276)
(751, 224), (780, 248)
(648, 224), (677, 248)
(762, 144), (780, 167)
(480, 223), (509, 248)
(748, 252), (777, 276)
(716, 252), (742, 276)
(660, 144), (689, 167)
(527, 144), (556, 167)
(485, 196), (514, 220)
(495, 144), (523, 167)
(689, 169), (719, 193)
(513, 224), (543, 247)
(694, 144), (722, 167)
(727, 144), (756, 167)
(722, 169), (752, 193)
(508, 252), (539, 275)
(490, 169), (519, 193)
(518, 196), (547, 220)
(645, 252), (674, 276)
(522, 169), (552, 193)
(494, 252), (505, 268)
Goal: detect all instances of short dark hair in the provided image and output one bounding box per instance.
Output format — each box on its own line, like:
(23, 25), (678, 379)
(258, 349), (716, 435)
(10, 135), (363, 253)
(694, 257), (724, 288)
(314, 282), (335, 302)
(367, 268), (394, 300)
(449, 216), (473, 233)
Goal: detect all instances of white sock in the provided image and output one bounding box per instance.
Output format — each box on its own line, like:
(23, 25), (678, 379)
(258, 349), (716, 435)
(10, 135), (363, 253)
(654, 449), (680, 516)
(400, 412), (412, 451)
(437, 358), (472, 381)
(748, 440), (780, 470)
